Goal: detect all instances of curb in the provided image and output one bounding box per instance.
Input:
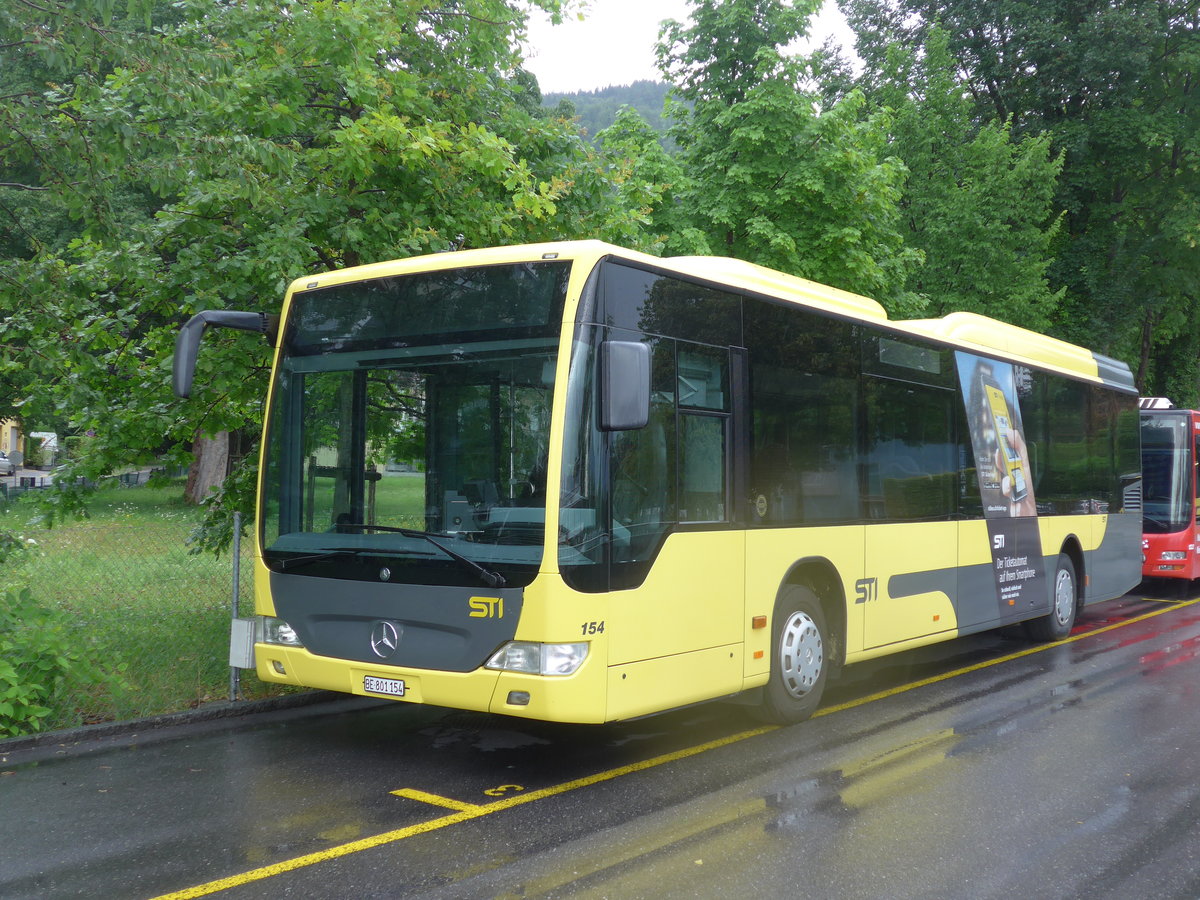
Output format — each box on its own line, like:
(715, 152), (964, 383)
(0, 690), (365, 758)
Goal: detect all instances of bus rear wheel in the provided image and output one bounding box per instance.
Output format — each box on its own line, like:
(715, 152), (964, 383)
(1026, 553), (1077, 642)
(758, 584), (829, 724)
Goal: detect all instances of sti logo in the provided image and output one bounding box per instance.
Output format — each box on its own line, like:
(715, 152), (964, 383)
(469, 596), (504, 619)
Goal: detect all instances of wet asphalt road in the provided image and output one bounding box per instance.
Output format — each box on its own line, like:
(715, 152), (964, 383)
(4, 589), (1200, 900)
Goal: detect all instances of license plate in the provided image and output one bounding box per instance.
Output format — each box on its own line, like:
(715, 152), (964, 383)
(364, 675), (406, 697)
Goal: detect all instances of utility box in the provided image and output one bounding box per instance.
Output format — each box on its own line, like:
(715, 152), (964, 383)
(229, 617), (257, 669)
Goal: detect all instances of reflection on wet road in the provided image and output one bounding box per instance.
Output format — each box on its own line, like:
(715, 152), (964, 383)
(3, 592), (1200, 899)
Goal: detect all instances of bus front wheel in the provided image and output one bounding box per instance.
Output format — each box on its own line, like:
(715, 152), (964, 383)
(1026, 553), (1077, 642)
(758, 584), (829, 725)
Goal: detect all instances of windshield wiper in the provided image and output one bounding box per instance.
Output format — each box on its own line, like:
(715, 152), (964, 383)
(272, 548), (367, 571)
(334, 523), (507, 588)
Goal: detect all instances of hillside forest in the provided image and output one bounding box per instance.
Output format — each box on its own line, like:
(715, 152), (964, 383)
(543, 81), (675, 142)
(1, 0), (1197, 541)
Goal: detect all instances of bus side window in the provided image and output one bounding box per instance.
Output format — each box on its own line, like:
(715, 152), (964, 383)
(1194, 432), (1199, 500)
(677, 346), (729, 524)
(610, 338), (677, 567)
(865, 377), (958, 520)
(611, 401), (675, 555)
(744, 304), (859, 526)
(680, 413), (726, 522)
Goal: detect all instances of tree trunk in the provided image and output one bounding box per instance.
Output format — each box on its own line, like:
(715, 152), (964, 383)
(1136, 313), (1155, 395)
(185, 431), (230, 505)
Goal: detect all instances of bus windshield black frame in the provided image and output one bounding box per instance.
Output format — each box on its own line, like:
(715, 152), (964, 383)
(259, 260), (570, 588)
(1141, 411), (1194, 535)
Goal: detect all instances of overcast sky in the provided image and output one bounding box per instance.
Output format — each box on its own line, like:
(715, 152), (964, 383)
(522, 0), (856, 95)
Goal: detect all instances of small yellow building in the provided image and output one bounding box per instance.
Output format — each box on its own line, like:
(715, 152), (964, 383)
(0, 418), (24, 463)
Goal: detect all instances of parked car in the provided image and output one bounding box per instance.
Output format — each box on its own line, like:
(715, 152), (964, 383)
(0, 451), (13, 476)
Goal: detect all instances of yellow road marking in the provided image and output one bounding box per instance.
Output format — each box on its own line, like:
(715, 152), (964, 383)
(815, 596), (1200, 717)
(151, 725), (776, 899)
(483, 783), (525, 797)
(152, 595), (1200, 899)
(390, 788), (484, 812)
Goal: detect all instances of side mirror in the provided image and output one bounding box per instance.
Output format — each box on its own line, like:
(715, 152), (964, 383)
(173, 310), (279, 398)
(599, 340), (650, 431)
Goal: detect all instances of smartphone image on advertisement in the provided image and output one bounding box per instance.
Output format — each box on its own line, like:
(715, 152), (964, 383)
(983, 380), (1028, 503)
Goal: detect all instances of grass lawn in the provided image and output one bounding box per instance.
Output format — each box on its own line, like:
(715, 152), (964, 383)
(0, 471), (432, 732)
(1, 480), (274, 729)
(305, 470), (426, 530)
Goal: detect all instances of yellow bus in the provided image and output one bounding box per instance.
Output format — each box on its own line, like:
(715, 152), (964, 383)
(174, 241), (1142, 724)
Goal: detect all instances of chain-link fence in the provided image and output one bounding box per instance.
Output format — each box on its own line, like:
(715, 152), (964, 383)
(0, 475), (274, 733)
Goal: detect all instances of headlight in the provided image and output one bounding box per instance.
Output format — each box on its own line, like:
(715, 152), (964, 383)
(260, 617), (303, 647)
(486, 641), (588, 676)
(1161, 551), (1188, 561)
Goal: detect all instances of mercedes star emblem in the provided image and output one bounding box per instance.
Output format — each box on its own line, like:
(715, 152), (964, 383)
(369, 620), (401, 659)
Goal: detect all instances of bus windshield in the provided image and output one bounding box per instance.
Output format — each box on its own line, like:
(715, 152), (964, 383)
(1141, 412), (1193, 534)
(260, 260), (570, 587)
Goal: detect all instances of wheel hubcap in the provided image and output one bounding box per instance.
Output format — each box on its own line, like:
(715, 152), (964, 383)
(1054, 568), (1075, 626)
(780, 611), (823, 699)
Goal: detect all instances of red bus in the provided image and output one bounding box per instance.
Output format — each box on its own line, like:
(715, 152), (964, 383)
(1140, 398), (1200, 581)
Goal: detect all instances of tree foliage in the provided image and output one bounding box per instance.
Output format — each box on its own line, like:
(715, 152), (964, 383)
(544, 80), (675, 141)
(847, 0), (1200, 400)
(593, 106), (688, 256)
(654, 0), (924, 314)
(876, 28), (1066, 331)
(0, 0), (646, 529)
(5, 0), (1199, 543)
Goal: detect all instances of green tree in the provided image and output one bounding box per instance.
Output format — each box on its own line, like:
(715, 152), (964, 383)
(594, 106), (692, 255)
(0, 0), (646, 533)
(655, 0), (923, 315)
(847, 0), (1200, 400)
(543, 81), (675, 141)
(876, 29), (1066, 330)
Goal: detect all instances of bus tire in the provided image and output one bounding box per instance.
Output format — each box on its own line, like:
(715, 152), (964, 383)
(1026, 553), (1077, 642)
(757, 584), (829, 725)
